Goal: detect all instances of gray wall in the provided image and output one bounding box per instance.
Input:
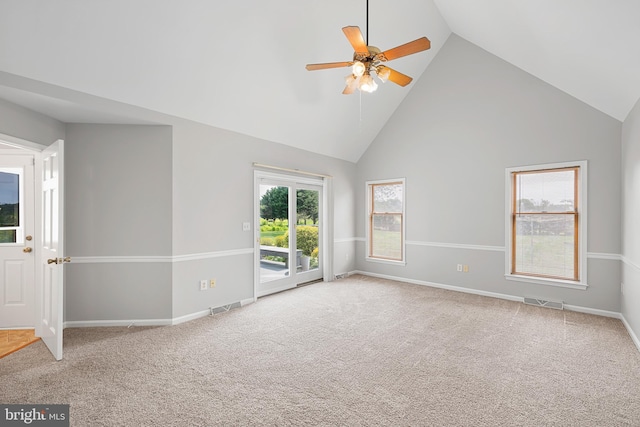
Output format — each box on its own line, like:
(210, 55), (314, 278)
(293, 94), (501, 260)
(356, 34), (622, 312)
(0, 96), (358, 324)
(64, 124), (174, 322)
(622, 98), (640, 343)
(171, 120), (357, 319)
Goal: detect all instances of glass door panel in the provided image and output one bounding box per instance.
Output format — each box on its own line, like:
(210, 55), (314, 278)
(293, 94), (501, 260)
(259, 184), (290, 284)
(256, 174), (324, 297)
(296, 188), (320, 274)
(0, 169), (21, 244)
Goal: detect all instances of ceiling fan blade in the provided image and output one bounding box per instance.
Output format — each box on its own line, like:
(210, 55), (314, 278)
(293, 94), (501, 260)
(342, 26), (369, 55)
(306, 61), (352, 71)
(380, 37), (431, 61)
(384, 67), (413, 87)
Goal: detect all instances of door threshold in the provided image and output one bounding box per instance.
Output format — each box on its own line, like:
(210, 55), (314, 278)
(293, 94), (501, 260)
(297, 278), (324, 287)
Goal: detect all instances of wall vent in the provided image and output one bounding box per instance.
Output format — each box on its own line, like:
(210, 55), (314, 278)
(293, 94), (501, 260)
(523, 297), (564, 310)
(210, 301), (241, 315)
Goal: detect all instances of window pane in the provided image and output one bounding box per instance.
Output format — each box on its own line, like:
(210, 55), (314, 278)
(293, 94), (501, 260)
(515, 169), (575, 213)
(259, 185), (289, 283)
(514, 214), (575, 279)
(0, 230), (16, 243)
(0, 171), (19, 227)
(296, 189), (320, 271)
(373, 183), (403, 212)
(372, 214), (402, 259)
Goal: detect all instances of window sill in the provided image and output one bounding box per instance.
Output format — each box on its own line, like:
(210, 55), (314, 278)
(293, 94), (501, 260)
(366, 257), (406, 266)
(505, 274), (588, 290)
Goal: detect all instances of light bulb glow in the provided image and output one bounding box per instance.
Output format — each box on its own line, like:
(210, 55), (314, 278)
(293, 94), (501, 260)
(358, 74), (378, 93)
(345, 74), (359, 90)
(352, 61), (366, 77)
(377, 67), (391, 82)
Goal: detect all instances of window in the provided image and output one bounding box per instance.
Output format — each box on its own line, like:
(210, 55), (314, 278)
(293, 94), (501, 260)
(367, 179), (405, 264)
(0, 169), (21, 244)
(506, 162), (587, 288)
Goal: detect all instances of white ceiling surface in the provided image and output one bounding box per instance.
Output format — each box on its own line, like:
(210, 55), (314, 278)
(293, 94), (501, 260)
(434, 0), (640, 123)
(0, 1), (639, 163)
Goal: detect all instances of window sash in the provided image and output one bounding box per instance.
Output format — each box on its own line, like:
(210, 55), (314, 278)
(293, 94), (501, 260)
(369, 213), (403, 260)
(0, 168), (22, 245)
(368, 181), (404, 262)
(510, 167), (579, 281)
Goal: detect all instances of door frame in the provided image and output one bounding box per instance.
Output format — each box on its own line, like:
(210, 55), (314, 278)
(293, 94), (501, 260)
(253, 169), (333, 299)
(0, 150), (36, 328)
(0, 132), (64, 360)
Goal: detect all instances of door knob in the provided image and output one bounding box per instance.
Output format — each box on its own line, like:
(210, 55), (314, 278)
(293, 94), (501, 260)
(47, 258), (58, 264)
(23, 247), (32, 253)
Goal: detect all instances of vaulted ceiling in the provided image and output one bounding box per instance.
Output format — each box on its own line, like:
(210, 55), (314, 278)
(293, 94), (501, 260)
(0, 1), (639, 162)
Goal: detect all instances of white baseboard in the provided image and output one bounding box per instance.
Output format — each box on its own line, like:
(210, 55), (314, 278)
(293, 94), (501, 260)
(563, 304), (621, 319)
(64, 319), (172, 328)
(621, 314), (640, 353)
(240, 297), (256, 306)
(171, 309), (211, 326)
(66, 299), (256, 329)
(352, 270), (523, 303)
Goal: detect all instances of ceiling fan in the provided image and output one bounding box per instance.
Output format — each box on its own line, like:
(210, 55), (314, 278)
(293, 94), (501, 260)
(305, 25), (431, 94)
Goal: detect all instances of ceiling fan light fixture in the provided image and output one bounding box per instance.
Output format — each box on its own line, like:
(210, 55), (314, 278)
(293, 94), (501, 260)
(376, 66), (391, 82)
(345, 74), (359, 87)
(304, 3), (431, 94)
(352, 61), (366, 77)
(359, 73), (378, 93)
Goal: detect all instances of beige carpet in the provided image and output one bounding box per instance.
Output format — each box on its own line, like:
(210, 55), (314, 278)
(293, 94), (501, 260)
(1, 275), (639, 426)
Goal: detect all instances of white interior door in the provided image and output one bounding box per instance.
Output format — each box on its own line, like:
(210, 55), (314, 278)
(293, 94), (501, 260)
(37, 140), (65, 360)
(255, 172), (323, 297)
(0, 153), (35, 328)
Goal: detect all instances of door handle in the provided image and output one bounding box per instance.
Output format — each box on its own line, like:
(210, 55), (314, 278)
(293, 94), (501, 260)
(47, 258), (58, 264)
(23, 247), (33, 253)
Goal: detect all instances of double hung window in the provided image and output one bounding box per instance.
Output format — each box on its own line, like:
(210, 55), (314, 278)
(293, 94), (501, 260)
(367, 179), (405, 264)
(506, 162), (586, 288)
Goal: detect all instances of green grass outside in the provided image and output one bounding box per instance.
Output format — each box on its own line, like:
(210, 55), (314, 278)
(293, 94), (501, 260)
(372, 229), (402, 259)
(515, 234), (575, 278)
(260, 230), (286, 239)
(0, 230), (16, 243)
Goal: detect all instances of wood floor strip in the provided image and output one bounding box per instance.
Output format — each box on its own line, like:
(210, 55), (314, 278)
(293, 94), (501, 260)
(0, 329), (41, 359)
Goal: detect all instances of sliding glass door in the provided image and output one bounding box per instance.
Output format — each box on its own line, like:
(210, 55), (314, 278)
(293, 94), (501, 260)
(256, 174), (323, 297)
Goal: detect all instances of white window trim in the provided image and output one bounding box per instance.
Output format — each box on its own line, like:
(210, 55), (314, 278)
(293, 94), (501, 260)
(365, 178), (406, 266)
(504, 161), (588, 290)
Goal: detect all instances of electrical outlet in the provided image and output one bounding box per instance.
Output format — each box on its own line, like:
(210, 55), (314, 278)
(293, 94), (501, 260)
(242, 222), (251, 231)
(457, 264), (463, 272)
(200, 280), (207, 291)
(210, 279), (216, 288)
